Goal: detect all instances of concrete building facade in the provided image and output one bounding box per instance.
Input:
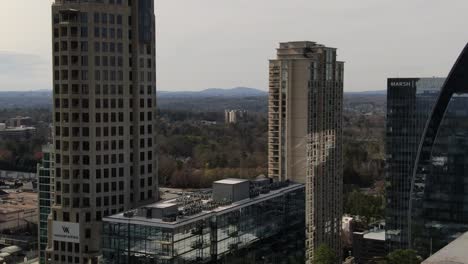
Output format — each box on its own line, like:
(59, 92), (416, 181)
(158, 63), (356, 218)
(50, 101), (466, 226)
(48, 0), (158, 263)
(268, 41), (344, 263)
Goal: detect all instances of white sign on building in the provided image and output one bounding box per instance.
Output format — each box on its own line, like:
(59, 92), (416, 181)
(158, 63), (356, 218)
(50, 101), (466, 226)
(52, 221), (80, 243)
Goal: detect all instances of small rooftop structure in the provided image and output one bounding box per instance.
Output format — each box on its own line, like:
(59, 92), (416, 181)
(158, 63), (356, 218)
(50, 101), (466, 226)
(8, 116), (33, 128)
(0, 190), (8, 198)
(20, 182), (35, 192)
(213, 178), (250, 203)
(137, 202), (178, 220)
(214, 178), (247, 185)
(0, 245), (21, 254)
(363, 229), (386, 241)
(363, 221), (386, 241)
(422, 232), (468, 264)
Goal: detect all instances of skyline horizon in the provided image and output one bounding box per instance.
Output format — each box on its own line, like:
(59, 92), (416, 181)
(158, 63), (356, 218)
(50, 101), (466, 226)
(0, 86), (392, 93)
(0, 1), (467, 92)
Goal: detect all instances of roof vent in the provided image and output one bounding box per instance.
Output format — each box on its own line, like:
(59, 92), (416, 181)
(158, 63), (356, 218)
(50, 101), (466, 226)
(123, 211), (134, 218)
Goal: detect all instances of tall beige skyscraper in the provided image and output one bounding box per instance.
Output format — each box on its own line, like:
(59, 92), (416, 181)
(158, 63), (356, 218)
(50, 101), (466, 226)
(48, 1), (158, 263)
(268, 41), (344, 263)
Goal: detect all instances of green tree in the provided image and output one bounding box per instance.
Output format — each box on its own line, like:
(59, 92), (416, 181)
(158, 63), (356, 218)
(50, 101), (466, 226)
(314, 244), (336, 264)
(382, 249), (421, 264)
(344, 190), (384, 222)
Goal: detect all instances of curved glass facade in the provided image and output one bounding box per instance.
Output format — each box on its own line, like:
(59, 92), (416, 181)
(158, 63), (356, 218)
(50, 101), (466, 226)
(409, 44), (468, 257)
(386, 44), (468, 256)
(410, 95), (468, 256)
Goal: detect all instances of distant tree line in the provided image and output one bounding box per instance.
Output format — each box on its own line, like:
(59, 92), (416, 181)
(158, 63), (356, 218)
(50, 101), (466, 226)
(0, 137), (45, 172)
(157, 110), (268, 188)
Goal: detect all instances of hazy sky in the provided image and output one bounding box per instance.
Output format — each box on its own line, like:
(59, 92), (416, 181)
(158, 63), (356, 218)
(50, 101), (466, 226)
(0, 0), (466, 92)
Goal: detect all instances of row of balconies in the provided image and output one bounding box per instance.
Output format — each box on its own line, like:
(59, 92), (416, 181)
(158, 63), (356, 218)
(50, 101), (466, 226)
(268, 170), (280, 177)
(269, 131), (279, 138)
(269, 158), (279, 164)
(190, 240), (208, 249)
(269, 139), (279, 145)
(53, 26), (80, 39)
(54, 69), (83, 81)
(269, 118), (279, 124)
(269, 88), (280, 94)
(54, 54), (81, 67)
(270, 151), (279, 157)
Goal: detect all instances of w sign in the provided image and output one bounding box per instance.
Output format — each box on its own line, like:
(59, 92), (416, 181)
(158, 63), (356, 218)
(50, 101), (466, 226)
(52, 221), (80, 243)
(62, 226), (70, 234)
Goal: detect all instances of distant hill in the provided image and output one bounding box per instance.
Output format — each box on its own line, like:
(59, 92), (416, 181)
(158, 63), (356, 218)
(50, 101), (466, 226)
(158, 87), (267, 98)
(0, 88), (386, 113)
(0, 90), (52, 97)
(0, 90), (52, 108)
(345, 90), (386, 96)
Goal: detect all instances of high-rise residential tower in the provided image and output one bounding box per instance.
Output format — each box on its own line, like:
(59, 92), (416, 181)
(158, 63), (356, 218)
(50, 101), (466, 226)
(386, 44), (468, 256)
(268, 41), (344, 263)
(48, 1), (158, 263)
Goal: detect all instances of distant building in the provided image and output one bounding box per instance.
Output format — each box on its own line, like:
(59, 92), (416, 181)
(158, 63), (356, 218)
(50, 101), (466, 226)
(21, 181), (36, 192)
(268, 41), (344, 263)
(200, 120), (217, 126)
(422, 231), (468, 264)
(0, 125), (36, 140)
(8, 116), (34, 128)
(0, 245), (26, 264)
(343, 256), (356, 264)
(0, 170), (36, 181)
(385, 42), (468, 257)
(342, 216), (354, 248)
(0, 191), (38, 232)
(37, 144), (54, 264)
(225, 109), (246, 124)
(352, 223), (386, 264)
(102, 178), (305, 264)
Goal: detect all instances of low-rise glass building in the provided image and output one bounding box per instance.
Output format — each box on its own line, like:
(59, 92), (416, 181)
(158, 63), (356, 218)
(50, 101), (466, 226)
(102, 178), (305, 264)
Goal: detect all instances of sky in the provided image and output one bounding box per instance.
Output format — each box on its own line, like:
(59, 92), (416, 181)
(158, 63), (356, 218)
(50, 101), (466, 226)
(0, 0), (467, 92)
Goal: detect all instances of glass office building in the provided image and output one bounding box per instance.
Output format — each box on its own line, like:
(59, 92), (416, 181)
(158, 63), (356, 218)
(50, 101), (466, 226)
(102, 179), (305, 264)
(38, 144), (55, 264)
(386, 44), (468, 256)
(386, 78), (444, 250)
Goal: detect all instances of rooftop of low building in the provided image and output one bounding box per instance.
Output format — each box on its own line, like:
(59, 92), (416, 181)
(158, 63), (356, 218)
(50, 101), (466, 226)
(354, 221), (386, 241)
(104, 178), (303, 228)
(422, 231), (468, 264)
(0, 126), (36, 132)
(0, 191), (38, 214)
